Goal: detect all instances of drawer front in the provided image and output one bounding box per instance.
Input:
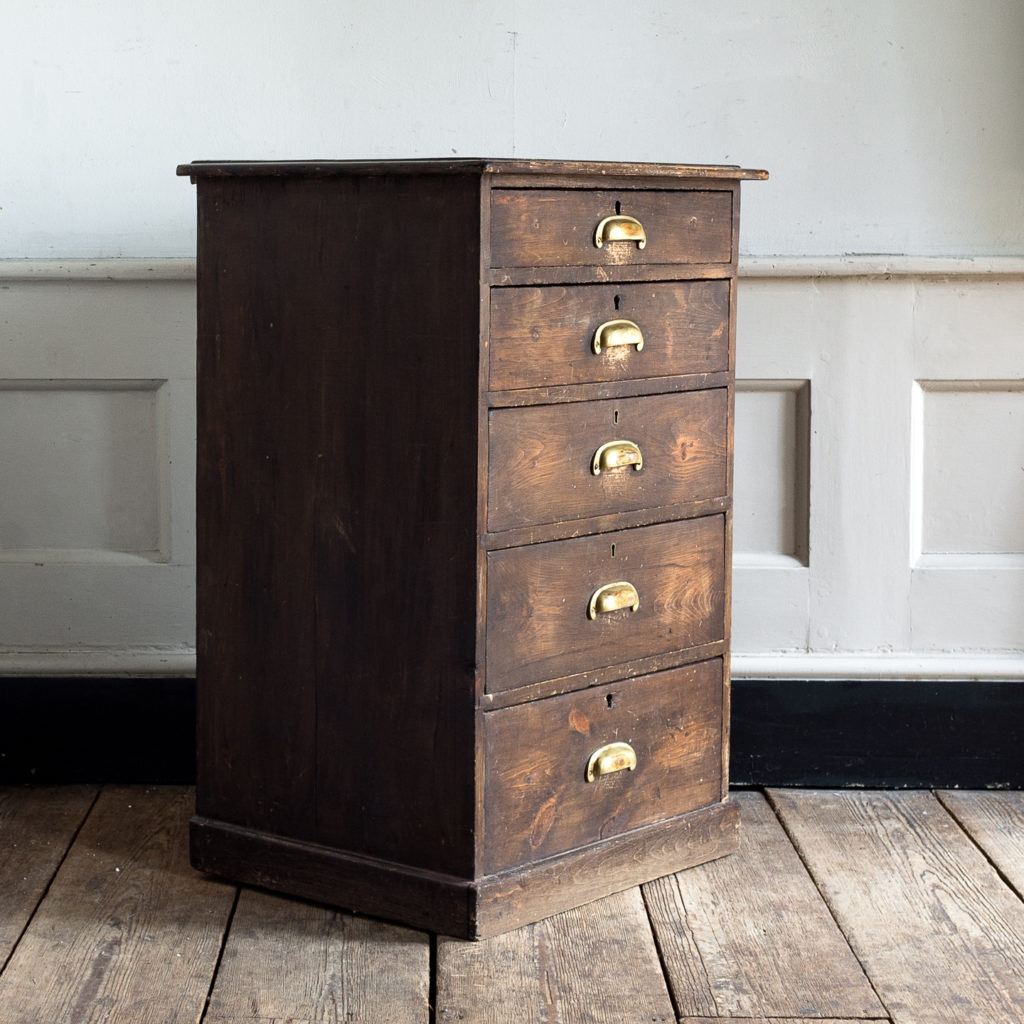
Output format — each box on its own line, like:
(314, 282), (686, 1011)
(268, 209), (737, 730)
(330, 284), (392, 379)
(483, 659), (723, 873)
(490, 189), (733, 268)
(486, 516), (726, 693)
(489, 280), (730, 391)
(488, 390), (728, 533)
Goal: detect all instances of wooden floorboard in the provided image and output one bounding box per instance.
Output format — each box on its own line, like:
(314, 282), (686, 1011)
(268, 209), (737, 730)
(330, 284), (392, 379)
(204, 887), (430, 1024)
(644, 791), (884, 1019)
(0, 786), (236, 1024)
(937, 789), (1024, 896)
(0, 785), (97, 966)
(771, 788), (1024, 1024)
(3, 786), (1024, 1023)
(436, 886), (675, 1023)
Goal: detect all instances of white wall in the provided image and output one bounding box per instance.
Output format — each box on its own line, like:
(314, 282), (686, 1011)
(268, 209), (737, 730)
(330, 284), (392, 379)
(5, 0), (1023, 258)
(3, 1), (1023, 677)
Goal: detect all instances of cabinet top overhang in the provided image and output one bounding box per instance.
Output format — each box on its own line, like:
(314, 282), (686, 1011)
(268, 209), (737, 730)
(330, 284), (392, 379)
(176, 158), (768, 181)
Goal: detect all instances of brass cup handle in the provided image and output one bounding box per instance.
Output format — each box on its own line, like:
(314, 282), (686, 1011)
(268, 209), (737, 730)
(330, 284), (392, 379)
(586, 741), (637, 782)
(592, 318), (644, 355)
(592, 440), (643, 476)
(588, 581), (640, 620)
(594, 214), (647, 249)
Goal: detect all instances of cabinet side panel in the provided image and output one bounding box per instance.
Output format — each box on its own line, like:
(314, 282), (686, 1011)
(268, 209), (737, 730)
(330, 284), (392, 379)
(310, 174), (481, 876)
(195, 174), (481, 877)
(195, 178), (321, 834)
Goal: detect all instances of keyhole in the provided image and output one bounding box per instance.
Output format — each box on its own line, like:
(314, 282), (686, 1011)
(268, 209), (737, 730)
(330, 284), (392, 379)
(613, 409), (619, 425)
(606, 693), (615, 709)
(613, 293), (621, 310)
(611, 543), (616, 557)
(615, 200), (621, 214)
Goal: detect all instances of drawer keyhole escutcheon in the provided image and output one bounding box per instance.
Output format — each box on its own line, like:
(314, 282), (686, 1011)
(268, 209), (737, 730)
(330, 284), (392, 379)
(592, 318), (644, 355)
(586, 741), (637, 782)
(592, 439), (643, 475)
(587, 580), (640, 619)
(594, 215), (647, 249)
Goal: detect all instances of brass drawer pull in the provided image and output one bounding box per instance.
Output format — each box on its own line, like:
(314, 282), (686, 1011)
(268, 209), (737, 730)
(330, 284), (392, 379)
(594, 214), (647, 249)
(592, 318), (644, 355)
(592, 440), (643, 476)
(587, 581), (640, 619)
(586, 741), (637, 782)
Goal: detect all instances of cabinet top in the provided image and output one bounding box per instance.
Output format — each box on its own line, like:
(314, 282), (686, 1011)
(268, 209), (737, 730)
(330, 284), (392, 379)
(176, 158), (768, 181)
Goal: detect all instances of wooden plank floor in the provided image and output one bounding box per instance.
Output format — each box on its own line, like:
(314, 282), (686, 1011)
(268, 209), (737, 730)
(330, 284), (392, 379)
(2, 788), (1024, 1023)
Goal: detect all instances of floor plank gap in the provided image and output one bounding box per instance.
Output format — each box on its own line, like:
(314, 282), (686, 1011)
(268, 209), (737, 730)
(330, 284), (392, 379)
(0, 783), (101, 976)
(198, 883), (242, 1024)
(639, 876), (692, 1023)
(762, 788), (893, 1020)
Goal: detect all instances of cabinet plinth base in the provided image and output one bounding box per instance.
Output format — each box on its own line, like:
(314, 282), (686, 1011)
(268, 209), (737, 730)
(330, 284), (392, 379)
(190, 798), (739, 940)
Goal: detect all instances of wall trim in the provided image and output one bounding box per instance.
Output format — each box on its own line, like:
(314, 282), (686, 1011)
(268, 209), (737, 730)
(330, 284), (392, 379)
(2, 255), (1024, 282)
(738, 255), (1024, 278)
(732, 652), (1024, 681)
(0, 650), (196, 677)
(2, 649), (1020, 681)
(0, 258), (196, 281)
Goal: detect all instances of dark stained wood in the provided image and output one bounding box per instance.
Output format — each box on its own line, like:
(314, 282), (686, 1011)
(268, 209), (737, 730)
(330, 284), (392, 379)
(486, 516), (726, 693)
(487, 262), (737, 287)
(192, 799), (738, 940)
(488, 280), (730, 390)
(188, 160), (753, 938)
(490, 188), (734, 268)
(179, 158), (769, 180)
(482, 496), (731, 552)
(772, 789), (1024, 1023)
(488, 389), (728, 531)
(437, 888), (676, 1023)
(475, 800), (739, 937)
(191, 816), (477, 939)
(194, 173), (480, 874)
(486, 369), (731, 408)
(0, 786), (235, 1024)
(483, 660), (722, 872)
(204, 888), (429, 1024)
(645, 791), (884, 1019)
(0, 785), (96, 963)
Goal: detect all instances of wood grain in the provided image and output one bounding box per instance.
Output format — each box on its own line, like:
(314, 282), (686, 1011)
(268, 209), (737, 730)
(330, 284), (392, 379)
(937, 790), (1024, 897)
(488, 280), (730, 390)
(483, 660), (722, 872)
(645, 791), (883, 1019)
(490, 188), (734, 268)
(486, 515), (726, 693)
(0, 785), (97, 964)
(204, 888), (429, 1024)
(771, 788), (1024, 1023)
(681, 1019), (889, 1024)
(487, 389), (728, 531)
(437, 887), (675, 1023)
(0, 786), (236, 1024)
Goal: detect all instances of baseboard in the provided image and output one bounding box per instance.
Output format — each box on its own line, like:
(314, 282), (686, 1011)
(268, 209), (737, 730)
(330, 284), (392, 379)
(0, 678), (195, 783)
(730, 678), (1024, 789)
(1, 676), (1021, 787)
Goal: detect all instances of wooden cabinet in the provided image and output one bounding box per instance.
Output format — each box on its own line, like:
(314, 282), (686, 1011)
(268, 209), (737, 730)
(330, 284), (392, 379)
(179, 158), (766, 939)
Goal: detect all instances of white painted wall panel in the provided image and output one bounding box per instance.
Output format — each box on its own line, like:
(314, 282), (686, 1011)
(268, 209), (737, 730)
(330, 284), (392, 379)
(2, 1), (1022, 678)
(917, 383), (1024, 556)
(0, 382), (163, 556)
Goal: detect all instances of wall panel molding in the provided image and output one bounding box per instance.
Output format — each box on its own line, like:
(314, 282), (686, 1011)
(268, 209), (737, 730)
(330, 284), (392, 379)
(1, 258), (1021, 678)
(3, 255), (1024, 282)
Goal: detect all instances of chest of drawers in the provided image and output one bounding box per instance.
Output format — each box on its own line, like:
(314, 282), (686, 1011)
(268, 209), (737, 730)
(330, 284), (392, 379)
(179, 158), (766, 939)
